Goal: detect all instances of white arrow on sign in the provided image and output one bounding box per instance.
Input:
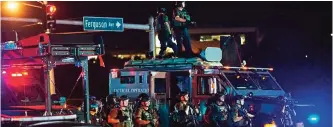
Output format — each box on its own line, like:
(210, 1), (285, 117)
(116, 21), (121, 28)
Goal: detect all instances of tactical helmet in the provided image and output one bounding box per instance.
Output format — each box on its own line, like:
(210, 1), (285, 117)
(215, 93), (226, 101)
(90, 96), (96, 101)
(175, 1), (185, 7)
(179, 91), (189, 96)
(119, 95), (129, 101)
(158, 7), (167, 14)
(106, 94), (117, 103)
(141, 96), (150, 102)
(138, 93), (149, 99)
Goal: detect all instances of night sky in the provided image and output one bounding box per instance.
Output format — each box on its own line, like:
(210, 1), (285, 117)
(1, 1), (332, 126)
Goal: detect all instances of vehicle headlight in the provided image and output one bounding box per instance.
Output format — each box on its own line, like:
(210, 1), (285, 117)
(307, 114), (320, 124)
(264, 120), (277, 127)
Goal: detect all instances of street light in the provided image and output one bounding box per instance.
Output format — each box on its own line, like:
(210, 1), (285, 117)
(7, 1), (19, 10)
(6, 1), (43, 11)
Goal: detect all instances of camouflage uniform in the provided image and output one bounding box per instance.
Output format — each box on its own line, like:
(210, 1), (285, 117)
(173, 91), (198, 127)
(206, 103), (230, 127)
(108, 95), (133, 127)
(109, 107), (133, 127)
(205, 93), (231, 127)
(135, 97), (159, 127)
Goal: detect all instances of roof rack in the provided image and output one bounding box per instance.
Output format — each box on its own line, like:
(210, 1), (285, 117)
(124, 57), (223, 70)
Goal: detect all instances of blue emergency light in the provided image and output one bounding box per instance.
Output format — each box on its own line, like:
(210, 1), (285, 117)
(307, 114), (320, 124)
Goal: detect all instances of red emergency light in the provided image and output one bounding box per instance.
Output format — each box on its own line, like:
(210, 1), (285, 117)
(46, 5), (56, 14)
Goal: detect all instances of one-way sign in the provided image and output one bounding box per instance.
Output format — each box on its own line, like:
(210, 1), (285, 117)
(83, 16), (124, 32)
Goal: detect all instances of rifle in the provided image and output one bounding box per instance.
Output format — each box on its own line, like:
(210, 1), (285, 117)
(236, 105), (253, 127)
(147, 108), (158, 127)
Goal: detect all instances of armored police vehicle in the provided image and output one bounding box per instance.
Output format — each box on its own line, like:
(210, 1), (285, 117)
(108, 47), (304, 127)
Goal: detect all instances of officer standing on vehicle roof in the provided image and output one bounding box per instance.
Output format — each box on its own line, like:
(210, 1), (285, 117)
(155, 7), (178, 59)
(172, 1), (196, 58)
(135, 96), (159, 127)
(229, 95), (255, 127)
(107, 95), (133, 127)
(205, 92), (231, 127)
(173, 91), (199, 127)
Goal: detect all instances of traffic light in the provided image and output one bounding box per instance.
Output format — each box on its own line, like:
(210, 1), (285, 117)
(45, 5), (56, 32)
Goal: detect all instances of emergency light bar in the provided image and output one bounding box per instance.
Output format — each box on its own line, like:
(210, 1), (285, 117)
(223, 66), (274, 71)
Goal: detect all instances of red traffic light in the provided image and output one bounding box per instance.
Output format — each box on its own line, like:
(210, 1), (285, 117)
(46, 5), (56, 14)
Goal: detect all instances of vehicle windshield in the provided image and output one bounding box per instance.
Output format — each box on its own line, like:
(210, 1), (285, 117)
(250, 73), (281, 90)
(224, 71), (281, 90)
(224, 72), (258, 90)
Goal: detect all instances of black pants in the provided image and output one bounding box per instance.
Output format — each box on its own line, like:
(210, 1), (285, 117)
(173, 28), (193, 58)
(158, 32), (178, 57)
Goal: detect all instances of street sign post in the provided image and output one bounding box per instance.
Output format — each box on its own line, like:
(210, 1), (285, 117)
(83, 16), (124, 32)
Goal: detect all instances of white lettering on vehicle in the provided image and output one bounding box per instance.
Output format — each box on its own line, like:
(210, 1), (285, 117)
(113, 88), (149, 93)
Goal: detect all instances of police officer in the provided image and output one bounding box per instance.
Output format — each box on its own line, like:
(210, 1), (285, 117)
(173, 91), (199, 127)
(135, 97), (159, 127)
(100, 94), (119, 126)
(229, 95), (254, 127)
(134, 93), (150, 112)
(155, 7), (178, 59)
(108, 95), (133, 127)
(172, 1), (195, 58)
(205, 93), (231, 127)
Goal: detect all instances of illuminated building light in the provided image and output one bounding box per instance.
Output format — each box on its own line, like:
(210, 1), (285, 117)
(11, 73), (17, 77)
(17, 73), (23, 77)
(224, 66), (230, 69)
(199, 34), (232, 42)
(236, 75), (240, 79)
(268, 68), (274, 71)
(2, 71), (6, 74)
(22, 72), (28, 75)
(240, 34), (246, 45)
